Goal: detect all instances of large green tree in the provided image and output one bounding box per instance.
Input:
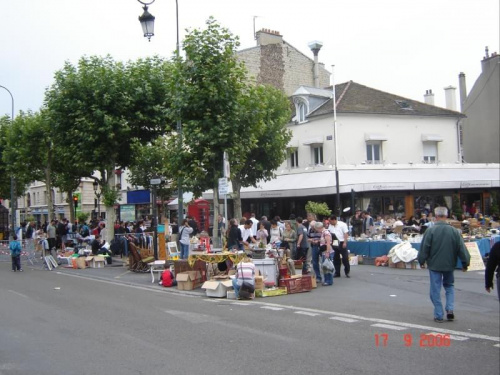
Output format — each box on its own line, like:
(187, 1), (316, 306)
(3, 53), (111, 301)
(162, 18), (252, 233)
(45, 55), (173, 241)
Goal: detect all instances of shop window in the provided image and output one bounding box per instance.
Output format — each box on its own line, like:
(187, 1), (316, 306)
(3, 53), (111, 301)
(423, 142), (437, 163)
(366, 142), (382, 164)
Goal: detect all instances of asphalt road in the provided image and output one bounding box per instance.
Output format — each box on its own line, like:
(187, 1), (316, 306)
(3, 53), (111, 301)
(1, 258), (498, 375)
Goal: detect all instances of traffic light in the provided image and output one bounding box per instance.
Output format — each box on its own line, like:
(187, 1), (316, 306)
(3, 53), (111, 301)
(73, 195), (79, 208)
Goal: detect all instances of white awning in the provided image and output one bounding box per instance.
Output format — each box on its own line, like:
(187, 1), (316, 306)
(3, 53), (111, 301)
(302, 137), (324, 145)
(364, 133), (388, 141)
(421, 134), (444, 142)
(167, 192), (194, 208)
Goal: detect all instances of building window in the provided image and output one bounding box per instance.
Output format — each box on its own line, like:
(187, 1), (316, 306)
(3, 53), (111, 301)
(423, 142), (437, 163)
(366, 142), (382, 164)
(298, 102), (307, 122)
(289, 149), (299, 168)
(313, 145), (323, 165)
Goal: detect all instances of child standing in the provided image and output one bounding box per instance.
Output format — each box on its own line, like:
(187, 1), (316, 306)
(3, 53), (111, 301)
(10, 235), (23, 272)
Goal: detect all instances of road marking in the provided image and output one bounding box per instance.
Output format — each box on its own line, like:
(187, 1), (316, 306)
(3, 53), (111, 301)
(371, 323), (406, 331)
(494, 344), (500, 348)
(114, 270), (131, 279)
(261, 306), (284, 311)
(329, 317), (358, 323)
(203, 299), (219, 302)
(295, 311), (321, 317)
(55, 271), (499, 344)
(8, 290), (29, 299)
(231, 302), (251, 306)
(427, 332), (469, 341)
(244, 300), (499, 343)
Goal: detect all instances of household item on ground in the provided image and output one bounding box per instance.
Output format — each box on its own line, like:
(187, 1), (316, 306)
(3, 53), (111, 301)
(128, 242), (154, 272)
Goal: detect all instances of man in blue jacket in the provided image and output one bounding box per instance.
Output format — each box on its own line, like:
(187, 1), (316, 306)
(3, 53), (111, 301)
(418, 206), (470, 323)
(10, 235), (23, 272)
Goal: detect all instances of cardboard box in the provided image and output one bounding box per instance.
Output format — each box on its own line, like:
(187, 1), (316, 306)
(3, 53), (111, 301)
(349, 256), (358, 266)
(176, 271), (203, 290)
(254, 276), (264, 290)
(389, 258), (406, 269)
(201, 280), (233, 298)
(311, 277), (317, 289)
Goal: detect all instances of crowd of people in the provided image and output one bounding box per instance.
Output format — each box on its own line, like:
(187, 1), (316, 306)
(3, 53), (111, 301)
(219, 212), (353, 287)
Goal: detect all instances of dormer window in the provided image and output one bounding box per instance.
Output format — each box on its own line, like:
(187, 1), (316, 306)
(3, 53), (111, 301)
(293, 97), (309, 123)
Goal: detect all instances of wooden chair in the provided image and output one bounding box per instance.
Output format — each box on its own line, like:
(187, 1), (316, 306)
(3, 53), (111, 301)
(128, 241), (154, 272)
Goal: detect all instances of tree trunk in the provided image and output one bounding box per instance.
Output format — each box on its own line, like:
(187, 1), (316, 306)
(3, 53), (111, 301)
(213, 182), (219, 241)
(104, 167), (116, 245)
(66, 189), (74, 223)
(45, 148), (54, 221)
(232, 178), (242, 220)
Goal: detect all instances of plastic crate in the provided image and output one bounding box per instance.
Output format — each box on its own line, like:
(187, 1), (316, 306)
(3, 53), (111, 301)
(279, 277), (302, 294)
(300, 275), (312, 292)
(252, 249), (266, 259)
(255, 287), (287, 298)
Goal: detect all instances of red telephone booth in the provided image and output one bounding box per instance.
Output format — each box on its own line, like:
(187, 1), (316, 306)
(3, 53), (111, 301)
(187, 199), (210, 233)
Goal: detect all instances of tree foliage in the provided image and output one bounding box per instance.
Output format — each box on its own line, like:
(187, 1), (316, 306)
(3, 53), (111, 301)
(163, 18), (249, 196)
(305, 201), (332, 217)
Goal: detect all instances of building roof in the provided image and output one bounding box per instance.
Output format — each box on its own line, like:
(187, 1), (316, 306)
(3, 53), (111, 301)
(309, 81), (464, 118)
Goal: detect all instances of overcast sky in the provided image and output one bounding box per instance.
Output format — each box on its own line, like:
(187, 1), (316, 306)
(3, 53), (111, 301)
(0, 0), (498, 118)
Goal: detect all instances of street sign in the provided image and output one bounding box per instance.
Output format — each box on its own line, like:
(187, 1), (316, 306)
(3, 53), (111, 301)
(150, 178), (162, 185)
(218, 177), (228, 195)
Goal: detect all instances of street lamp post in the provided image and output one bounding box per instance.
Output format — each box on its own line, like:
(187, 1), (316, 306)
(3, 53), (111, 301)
(93, 180), (102, 220)
(0, 85), (16, 239)
(137, 0), (184, 222)
(331, 65), (341, 218)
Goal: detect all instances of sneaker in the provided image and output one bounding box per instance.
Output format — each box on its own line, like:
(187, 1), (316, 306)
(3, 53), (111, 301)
(446, 311), (454, 321)
(434, 317), (444, 323)
(345, 274), (350, 278)
(11, 270), (15, 272)
(19, 269), (23, 272)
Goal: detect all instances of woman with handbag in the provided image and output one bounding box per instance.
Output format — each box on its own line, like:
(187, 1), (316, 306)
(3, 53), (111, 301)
(232, 255), (255, 299)
(316, 221), (334, 286)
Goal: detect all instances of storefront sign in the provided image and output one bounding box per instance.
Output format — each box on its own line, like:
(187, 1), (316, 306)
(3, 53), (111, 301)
(464, 242), (485, 271)
(260, 191), (283, 197)
(120, 204), (136, 222)
(364, 183), (413, 191)
(460, 181), (492, 189)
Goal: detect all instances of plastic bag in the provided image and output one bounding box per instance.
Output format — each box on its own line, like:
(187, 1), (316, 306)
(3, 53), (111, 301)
(322, 257), (334, 272)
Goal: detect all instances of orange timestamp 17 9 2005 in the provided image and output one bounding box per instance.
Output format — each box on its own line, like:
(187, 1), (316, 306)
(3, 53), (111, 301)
(374, 333), (451, 347)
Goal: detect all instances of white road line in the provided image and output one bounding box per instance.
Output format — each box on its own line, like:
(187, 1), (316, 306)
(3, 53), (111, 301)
(203, 299), (219, 302)
(55, 271), (499, 344)
(231, 302), (251, 306)
(295, 311), (321, 317)
(427, 332), (469, 341)
(371, 323), (406, 331)
(329, 317), (359, 323)
(261, 306), (284, 311)
(494, 344), (500, 348)
(245, 300), (499, 343)
(8, 290), (29, 299)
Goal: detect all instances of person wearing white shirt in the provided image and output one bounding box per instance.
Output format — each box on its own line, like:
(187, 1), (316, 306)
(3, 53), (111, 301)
(250, 213), (259, 238)
(240, 219), (256, 247)
(328, 216), (351, 278)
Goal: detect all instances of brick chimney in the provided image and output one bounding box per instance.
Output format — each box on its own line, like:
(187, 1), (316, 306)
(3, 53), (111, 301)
(256, 29), (283, 46)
